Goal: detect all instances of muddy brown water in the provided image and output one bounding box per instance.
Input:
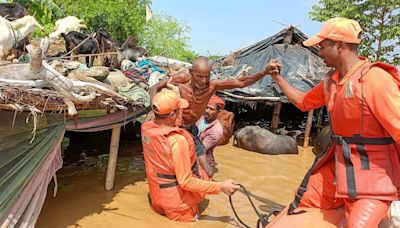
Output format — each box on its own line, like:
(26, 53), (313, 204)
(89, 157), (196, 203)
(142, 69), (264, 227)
(36, 139), (315, 228)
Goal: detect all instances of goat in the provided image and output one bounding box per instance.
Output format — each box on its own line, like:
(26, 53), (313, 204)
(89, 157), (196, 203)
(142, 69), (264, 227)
(119, 35), (138, 50)
(61, 31), (99, 67)
(117, 46), (147, 63)
(49, 16), (86, 42)
(0, 3), (29, 60)
(0, 3), (27, 21)
(95, 29), (119, 70)
(117, 34), (147, 63)
(0, 15), (43, 60)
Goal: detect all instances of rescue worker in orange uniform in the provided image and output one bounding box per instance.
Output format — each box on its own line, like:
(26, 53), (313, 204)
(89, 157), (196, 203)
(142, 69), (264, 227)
(141, 89), (240, 222)
(265, 17), (400, 227)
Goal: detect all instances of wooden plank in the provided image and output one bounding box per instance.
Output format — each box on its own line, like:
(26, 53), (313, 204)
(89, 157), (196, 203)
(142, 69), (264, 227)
(105, 126), (121, 190)
(271, 101), (282, 133)
(303, 109), (314, 148)
(47, 52), (118, 60)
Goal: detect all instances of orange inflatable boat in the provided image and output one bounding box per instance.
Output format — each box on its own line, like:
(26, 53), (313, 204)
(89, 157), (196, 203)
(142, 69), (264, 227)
(267, 206), (394, 228)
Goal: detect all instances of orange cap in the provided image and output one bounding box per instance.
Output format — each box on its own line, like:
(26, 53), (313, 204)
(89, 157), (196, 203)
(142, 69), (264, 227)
(152, 90), (189, 115)
(208, 95), (225, 109)
(303, 17), (362, 47)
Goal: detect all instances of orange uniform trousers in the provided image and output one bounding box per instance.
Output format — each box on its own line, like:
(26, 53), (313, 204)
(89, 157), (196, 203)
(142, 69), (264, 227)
(151, 202), (199, 222)
(298, 159), (389, 228)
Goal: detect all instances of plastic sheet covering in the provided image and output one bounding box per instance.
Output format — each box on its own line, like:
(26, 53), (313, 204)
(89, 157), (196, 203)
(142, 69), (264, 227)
(213, 30), (329, 103)
(0, 111), (65, 227)
(0, 126), (64, 228)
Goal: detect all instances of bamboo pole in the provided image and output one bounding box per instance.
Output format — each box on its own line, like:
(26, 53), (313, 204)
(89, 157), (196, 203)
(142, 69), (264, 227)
(271, 101), (282, 133)
(303, 109), (314, 148)
(105, 126), (121, 190)
(218, 91), (281, 101)
(47, 52), (118, 60)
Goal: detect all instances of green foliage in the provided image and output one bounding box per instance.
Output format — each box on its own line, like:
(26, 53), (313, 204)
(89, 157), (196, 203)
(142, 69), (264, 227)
(33, 20), (54, 37)
(53, 0), (151, 43)
(309, 0), (400, 65)
(140, 14), (196, 62)
(13, 0), (64, 36)
(13, 0), (64, 24)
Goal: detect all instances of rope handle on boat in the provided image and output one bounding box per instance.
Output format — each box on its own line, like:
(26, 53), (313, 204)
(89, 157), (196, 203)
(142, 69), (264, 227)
(229, 183), (275, 228)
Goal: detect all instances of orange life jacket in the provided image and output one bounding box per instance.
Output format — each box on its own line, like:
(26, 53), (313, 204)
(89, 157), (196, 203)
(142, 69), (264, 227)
(141, 121), (208, 210)
(317, 62), (400, 200)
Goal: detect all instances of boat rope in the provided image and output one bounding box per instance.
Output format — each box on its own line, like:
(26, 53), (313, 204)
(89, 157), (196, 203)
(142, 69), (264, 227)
(229, 183), (277, 228)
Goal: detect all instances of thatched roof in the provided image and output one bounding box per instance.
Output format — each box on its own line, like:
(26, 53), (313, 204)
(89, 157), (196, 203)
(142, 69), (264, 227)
(0, 84), (144, 113)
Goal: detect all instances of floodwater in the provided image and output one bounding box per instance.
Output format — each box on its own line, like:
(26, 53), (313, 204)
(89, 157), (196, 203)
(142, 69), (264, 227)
(36, 139), (315, 228)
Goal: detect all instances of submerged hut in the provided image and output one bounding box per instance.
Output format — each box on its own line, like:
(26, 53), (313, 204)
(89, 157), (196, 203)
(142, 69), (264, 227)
(214, 26), (328, 146)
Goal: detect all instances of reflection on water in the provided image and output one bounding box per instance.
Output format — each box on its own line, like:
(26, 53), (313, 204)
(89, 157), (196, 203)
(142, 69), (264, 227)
(36, 138), (314, 228)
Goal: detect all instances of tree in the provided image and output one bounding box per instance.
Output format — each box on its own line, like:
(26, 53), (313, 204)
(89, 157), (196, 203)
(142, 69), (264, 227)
(13, 0), (64, 24)
(140, 14), (196, 62)
(309, 0), (400, 65)
(53, 0), (151, 43)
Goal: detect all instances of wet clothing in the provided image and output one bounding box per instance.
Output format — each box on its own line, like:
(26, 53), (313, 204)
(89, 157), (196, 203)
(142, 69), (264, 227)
(151, 203), (200, 222)
(141, 121), (220, 222)
(295, 160), (389, 228)
(294, 60), (400, 199)
(279, 59), (400, 227)
(181, 125), (206, 156)
(197, 117), (223, 167)
(269, 161), (389, 227)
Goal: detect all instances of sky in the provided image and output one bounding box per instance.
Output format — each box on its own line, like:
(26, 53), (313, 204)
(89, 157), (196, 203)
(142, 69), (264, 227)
(152, 0), (323, 56)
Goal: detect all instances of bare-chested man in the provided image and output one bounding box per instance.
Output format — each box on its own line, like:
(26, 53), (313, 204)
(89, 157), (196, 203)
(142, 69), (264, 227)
(149, 56), (273, 176)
